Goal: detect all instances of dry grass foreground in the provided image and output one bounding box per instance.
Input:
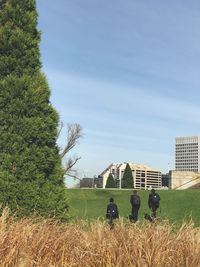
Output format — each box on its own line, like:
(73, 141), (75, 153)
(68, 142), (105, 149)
(0, 209), (200, 267)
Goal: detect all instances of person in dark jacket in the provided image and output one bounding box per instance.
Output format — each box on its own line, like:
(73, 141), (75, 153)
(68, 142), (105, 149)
(130, 190), (141, 222)
(106, 197), (119, 226)
(148, 189), (160, 218)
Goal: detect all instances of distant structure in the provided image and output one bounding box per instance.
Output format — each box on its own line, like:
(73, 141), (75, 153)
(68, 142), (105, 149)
(79, 176), (103, 188)
(169, 170), (200, 189)
(80, 178), (94, 188)
(169, 136), (200, 189)
(162, 173), (169, 187)
(100, 162), (161, 190)
(175, 136), (200, 172)
(93, 176), (103, 188)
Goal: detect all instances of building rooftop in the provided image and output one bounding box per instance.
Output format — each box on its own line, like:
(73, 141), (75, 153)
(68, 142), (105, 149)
(100, 162), (161, 175)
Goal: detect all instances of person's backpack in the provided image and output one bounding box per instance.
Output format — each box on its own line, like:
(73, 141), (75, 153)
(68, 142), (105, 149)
(151, 194), (160, 205)
(132, 195), (140, 205)
(108, 203), (117, 218)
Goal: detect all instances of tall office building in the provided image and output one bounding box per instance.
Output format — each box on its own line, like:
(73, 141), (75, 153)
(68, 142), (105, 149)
(175, 136), (200, 172)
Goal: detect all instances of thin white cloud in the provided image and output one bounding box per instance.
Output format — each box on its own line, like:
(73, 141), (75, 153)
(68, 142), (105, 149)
(48, 70), (200, 125)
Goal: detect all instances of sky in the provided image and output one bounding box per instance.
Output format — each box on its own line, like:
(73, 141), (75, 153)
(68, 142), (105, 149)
(36, 0), (200, 186)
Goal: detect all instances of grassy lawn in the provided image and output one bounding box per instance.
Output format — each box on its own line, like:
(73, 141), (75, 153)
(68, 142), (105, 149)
(67, 188), (200, 225)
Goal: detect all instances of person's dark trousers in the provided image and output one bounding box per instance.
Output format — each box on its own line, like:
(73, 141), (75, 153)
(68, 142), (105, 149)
(132, 205), (140, 222)
(108, 215), (113, 225)
(151, 205), (158, 218)
(108, 215), (115, 229)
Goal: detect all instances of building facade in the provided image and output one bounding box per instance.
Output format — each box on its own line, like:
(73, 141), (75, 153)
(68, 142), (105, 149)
(80, 176), (103, 188)
(100, 162), (162, 190)
(80, 178), (94, 188)
(93, 176), (103, 188)
(175, 136), (200, 172)
(169, 170), (200, 189)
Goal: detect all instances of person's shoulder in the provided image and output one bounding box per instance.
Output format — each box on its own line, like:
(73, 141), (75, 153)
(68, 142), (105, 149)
(155, 192), (160, 199)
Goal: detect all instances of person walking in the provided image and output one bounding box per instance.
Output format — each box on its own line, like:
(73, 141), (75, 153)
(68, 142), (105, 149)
(106, 197), (119, 228)
(148, 189), (160, 219)
(130, 190), (141, 222)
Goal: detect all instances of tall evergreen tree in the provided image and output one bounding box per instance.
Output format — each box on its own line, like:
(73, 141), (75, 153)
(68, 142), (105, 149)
(0, 0), (68, 219)
(121, 163), (134, 188)
(105, 173), (116, 188)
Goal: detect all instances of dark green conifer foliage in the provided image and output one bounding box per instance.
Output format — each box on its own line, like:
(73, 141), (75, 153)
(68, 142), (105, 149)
(121, 163), (134, 188)
(105, 173), (116, 188)
(0, 0), (68, 219)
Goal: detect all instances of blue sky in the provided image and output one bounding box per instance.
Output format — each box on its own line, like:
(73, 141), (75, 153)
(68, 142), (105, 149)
(37, 0), (200, 184)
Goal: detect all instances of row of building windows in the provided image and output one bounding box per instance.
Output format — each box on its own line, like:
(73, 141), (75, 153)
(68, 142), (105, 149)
(176, 159), (198, 162)
(176, 158), (198, 161)
(176, 168), (198, 171)
(176, 145), (198, 148)
(176, 152), (198, 154)
(176, 156), (198, 159)
(176, 143), (198, 146)
(176, 163), (198, 165)
(177, 168), (198, 172)
(176, 165), (198, 168)
(176, 157), (199, 159)
(176, 164), (198, 167)
(176, 166), (198, 169)
(176, 151), (198, 154)
(176, 152), (199, 154)
(176, 148), (198, 150)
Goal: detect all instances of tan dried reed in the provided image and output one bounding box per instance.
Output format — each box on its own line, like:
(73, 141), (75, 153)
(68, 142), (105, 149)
(0, 209), (200, 267)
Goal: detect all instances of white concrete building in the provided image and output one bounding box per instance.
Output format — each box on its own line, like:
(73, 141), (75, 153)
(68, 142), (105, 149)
(175, 136), (200, 172)
(169, 170), (200, 189)
(100, 162), (161, 190)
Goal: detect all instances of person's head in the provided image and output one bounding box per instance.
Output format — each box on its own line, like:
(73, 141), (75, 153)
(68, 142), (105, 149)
(151, 189), (155, 194)
(109, 197), (114, 203)
(133, 190), (137, 195)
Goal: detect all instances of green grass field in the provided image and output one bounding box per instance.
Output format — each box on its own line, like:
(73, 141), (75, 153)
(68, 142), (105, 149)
(67, 188), (200, 225)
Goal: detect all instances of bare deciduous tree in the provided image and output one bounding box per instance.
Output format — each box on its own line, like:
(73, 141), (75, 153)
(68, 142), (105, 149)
(59, 123), (83, 179)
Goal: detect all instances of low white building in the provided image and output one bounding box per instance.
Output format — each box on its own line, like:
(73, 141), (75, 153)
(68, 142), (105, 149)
(169, 170), (200, 189)
(100, 162), (162, 189)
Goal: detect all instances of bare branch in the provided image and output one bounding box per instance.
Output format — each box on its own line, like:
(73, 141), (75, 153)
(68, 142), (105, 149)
(64, 156), (81, 174)
(58, 123), (83, 176)
(64, 162), (81, 180)
(58, 121), (64, 138)
(60, 123), (82, 158)
(66, 173), (81, 181)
